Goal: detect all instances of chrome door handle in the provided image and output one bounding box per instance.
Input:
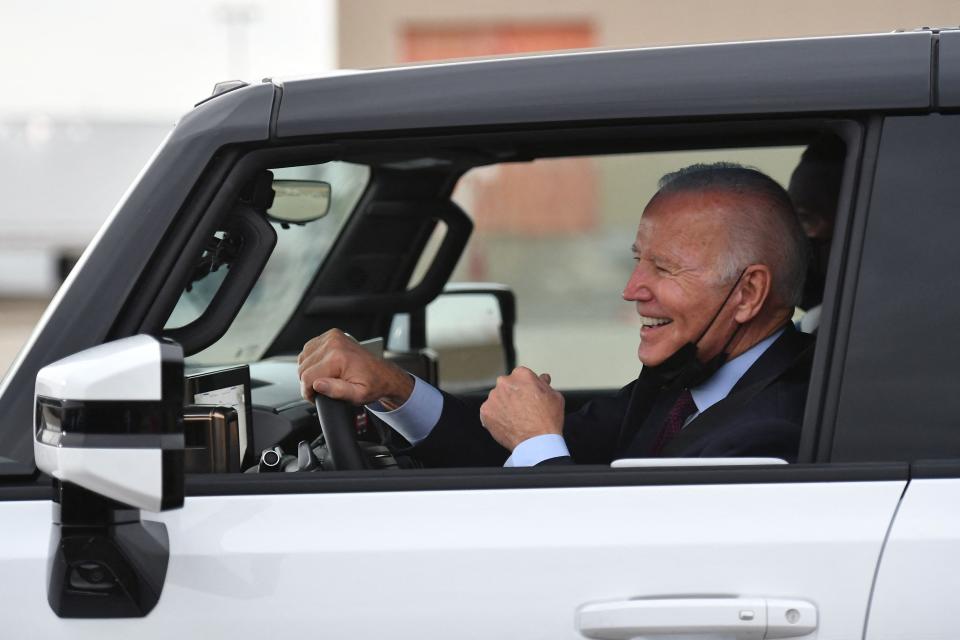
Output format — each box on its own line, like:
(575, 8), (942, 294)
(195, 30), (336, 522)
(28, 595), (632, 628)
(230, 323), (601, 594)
(577, 597), (817, 640)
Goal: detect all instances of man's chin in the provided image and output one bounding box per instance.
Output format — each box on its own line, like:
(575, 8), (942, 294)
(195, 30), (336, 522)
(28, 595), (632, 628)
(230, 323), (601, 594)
(638, 341), (685, 368)
(638, 329), (679, 366)
(637, 349), (665, 368)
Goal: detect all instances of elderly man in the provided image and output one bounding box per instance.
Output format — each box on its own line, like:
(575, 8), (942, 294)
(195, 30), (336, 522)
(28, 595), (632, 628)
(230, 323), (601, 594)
(298, 162), (814, 466)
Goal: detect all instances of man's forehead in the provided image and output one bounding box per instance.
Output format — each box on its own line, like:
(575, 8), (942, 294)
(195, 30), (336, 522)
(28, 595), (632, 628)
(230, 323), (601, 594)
(639, 189), (759, 228)
(632, 217), (695, 262)
(633, 189), (746, 256)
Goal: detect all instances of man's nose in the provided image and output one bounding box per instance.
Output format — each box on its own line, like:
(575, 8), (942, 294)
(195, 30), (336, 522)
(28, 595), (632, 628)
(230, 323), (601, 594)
(623, 263), (653, 301)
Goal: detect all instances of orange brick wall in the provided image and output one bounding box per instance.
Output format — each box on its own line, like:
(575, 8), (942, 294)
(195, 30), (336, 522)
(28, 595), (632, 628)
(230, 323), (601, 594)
(403, 22), (594, 61)
(401, 23), (598, 239)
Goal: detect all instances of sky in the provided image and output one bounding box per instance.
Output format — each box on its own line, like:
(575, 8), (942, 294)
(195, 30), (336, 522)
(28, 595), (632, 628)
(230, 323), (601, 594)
(0, 0), (337, 294)
(0, 0), (337, 120)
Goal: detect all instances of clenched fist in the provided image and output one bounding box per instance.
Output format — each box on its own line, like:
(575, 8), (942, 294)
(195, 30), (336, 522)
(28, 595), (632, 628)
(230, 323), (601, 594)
(297, 329), (413, 407)
(479, 366), (565, 451)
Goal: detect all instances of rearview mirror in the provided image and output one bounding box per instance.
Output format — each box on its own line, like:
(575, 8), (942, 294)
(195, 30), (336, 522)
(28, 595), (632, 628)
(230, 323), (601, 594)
(267, 179), (331, 224)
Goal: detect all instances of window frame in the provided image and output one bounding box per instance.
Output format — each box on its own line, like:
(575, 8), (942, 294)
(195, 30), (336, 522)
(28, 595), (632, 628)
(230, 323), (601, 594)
(826, 113), (960, 463)
(161, 115), (881, 497)
(0, 116), (880, 496)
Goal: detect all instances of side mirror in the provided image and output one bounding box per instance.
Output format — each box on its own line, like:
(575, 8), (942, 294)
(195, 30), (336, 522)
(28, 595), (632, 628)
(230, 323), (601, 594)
(34, 335), (185, 512)
(34, 335), (185, 618)
(389, 283), (517, 392)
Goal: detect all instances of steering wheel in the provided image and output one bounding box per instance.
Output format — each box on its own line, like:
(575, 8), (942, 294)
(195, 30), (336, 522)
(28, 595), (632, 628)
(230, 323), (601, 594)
(314, 395), (369, 470)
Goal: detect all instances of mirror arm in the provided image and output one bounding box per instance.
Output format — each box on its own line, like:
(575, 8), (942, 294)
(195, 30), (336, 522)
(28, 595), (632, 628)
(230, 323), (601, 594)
(48, 480), (171, 618)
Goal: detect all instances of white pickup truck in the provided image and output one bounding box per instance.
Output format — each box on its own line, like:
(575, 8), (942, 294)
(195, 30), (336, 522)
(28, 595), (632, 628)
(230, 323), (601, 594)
(2, 29), (960, 639)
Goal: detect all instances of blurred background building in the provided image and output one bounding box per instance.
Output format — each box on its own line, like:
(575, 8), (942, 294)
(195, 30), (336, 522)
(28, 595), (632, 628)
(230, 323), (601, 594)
(2, 0), (958, 377)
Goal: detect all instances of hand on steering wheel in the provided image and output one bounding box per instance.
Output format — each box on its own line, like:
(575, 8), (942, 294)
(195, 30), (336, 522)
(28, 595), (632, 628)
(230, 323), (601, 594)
(299, 329), (414, 470)
(298, 329), (413, 406)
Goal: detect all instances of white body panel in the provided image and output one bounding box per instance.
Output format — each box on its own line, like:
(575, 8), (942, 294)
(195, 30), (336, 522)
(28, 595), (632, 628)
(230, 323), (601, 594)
(2, 480), (903, 638)
(0, 500), (57, 626)
(865, 477), (960, 640)
(34, 443), (164, 512)
(34, 334), (163, 401)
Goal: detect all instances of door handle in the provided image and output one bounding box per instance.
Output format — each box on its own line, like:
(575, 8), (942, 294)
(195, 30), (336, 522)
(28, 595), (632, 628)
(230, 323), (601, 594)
(577, 597), (817, 640)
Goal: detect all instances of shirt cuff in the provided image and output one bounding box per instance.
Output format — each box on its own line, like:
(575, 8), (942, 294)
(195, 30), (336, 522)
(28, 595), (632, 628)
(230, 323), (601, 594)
(366, 375), (443, 445)
(504, 434), (570, 467)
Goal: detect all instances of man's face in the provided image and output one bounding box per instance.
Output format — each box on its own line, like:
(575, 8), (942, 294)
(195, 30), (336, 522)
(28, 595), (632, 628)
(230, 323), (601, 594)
(623, 189), (743, 366)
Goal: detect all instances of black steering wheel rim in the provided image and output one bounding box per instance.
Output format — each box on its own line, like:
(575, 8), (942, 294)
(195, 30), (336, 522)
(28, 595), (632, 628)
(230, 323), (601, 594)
(314, 395), (368, 470)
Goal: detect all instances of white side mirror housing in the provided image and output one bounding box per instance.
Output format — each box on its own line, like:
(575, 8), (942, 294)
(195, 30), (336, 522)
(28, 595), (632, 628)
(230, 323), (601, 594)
(34, 335), (185, 512)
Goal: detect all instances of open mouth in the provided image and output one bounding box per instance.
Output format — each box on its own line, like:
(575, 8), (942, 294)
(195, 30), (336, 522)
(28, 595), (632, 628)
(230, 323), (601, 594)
(639, 315), (672, 334)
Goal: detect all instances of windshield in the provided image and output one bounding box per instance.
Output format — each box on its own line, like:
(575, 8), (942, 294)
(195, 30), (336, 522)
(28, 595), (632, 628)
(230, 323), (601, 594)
(165, 161), (370, 365)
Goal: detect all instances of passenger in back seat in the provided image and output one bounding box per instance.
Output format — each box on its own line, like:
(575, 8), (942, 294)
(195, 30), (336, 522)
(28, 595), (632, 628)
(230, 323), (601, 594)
(789, 135), (846, 334)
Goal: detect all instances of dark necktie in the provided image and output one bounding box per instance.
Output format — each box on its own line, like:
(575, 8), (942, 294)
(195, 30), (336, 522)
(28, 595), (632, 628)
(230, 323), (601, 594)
(651, 389), (697, 455)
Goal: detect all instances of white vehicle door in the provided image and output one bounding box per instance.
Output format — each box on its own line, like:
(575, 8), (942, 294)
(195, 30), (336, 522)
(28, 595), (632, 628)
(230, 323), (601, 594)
(5, 464), (905, 640)
(0, 475), (51, 637)
(864, 462), (960, 640)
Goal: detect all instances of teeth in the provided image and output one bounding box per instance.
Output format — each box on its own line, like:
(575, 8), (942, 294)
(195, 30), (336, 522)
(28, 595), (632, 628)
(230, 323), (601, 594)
(639, 316), (672, 327)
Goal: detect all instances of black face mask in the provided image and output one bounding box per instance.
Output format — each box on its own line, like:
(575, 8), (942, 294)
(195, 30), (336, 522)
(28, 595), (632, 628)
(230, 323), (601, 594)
(642, 269), (746, 390)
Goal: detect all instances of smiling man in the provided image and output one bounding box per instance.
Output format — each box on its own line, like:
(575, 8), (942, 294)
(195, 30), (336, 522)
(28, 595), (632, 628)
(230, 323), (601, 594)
(298, 162), (814, 466)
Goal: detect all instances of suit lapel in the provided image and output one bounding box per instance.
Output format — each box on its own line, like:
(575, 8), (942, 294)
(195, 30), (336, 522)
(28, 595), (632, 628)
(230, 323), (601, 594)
(658, 324), (813, 456)
(614, 369), (672, 455)
(728, 324), (811, 394)
(619, 324), (813, 458)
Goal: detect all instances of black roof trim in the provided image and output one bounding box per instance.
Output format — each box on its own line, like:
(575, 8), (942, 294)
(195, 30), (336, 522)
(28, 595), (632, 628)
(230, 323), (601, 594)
(276, 32), (932, 139)
(937, 30), (960, 106)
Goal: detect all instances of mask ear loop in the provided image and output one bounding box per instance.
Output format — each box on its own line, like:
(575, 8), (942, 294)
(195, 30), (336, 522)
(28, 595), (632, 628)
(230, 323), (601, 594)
(691, 266), (749, 352)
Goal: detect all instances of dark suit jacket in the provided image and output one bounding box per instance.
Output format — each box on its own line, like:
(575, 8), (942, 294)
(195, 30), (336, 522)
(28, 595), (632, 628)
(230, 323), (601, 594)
(411, 325), (814, 467)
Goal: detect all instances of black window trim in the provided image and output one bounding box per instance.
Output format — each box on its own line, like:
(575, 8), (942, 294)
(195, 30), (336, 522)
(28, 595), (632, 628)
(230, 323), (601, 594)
(176, 116), (875, 496)
(0, 461), (913, 503)
(133, 144), (344, 338)
(1, 116), (879, 496)
(797, 116), (880, 463)
(184, 462), (910, 496)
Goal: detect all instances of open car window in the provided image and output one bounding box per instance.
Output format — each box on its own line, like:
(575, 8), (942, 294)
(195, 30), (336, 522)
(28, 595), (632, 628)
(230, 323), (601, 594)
(445, 146), (808, 390)
(150, 129), (848, 475)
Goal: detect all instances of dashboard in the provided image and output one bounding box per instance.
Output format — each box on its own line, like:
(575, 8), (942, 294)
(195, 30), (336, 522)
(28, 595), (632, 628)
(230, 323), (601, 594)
(249, 358), (321, 456)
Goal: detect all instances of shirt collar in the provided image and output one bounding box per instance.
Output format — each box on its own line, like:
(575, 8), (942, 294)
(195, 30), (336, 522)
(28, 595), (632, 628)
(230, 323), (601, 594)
(690, 328), (784, 414)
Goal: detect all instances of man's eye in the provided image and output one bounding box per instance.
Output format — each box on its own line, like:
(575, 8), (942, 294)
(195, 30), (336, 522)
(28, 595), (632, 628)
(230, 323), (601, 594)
(631, 256), (670, 274)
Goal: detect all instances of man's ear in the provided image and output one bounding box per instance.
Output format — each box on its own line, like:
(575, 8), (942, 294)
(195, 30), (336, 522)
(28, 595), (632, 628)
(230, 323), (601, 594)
(733, 265), (772, 323)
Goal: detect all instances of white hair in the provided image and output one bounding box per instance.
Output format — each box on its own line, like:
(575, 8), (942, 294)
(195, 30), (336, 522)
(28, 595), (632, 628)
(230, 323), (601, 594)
(657, 162), (808, 306)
